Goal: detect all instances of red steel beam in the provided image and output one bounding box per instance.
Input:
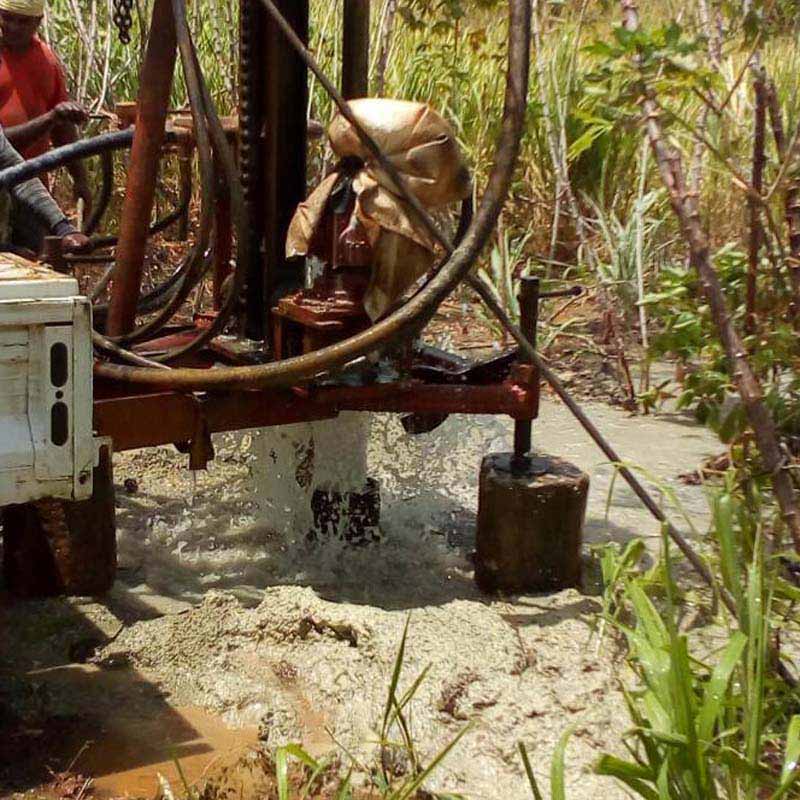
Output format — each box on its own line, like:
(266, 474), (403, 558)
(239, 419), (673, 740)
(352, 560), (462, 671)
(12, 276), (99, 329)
(106, 0), (178, 336)
(312, 380), (538, 419)
(93, 377), (538, 453)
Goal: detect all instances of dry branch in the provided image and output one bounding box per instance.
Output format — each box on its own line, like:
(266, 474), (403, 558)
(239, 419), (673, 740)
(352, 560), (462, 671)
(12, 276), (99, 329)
(619, 0), (800, 552)
(746, 72), (766, 336)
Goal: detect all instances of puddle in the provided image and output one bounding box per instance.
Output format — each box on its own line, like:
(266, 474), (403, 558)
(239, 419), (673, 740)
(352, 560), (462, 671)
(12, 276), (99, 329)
(0, 662), (256, 799)
(84, 706), (257, 798)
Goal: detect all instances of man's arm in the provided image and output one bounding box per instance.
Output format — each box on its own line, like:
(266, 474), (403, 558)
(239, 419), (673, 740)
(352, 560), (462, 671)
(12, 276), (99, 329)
(0, 126), (87, 249)
(5, 113), (57, 151)
(5, 101), (88, 152)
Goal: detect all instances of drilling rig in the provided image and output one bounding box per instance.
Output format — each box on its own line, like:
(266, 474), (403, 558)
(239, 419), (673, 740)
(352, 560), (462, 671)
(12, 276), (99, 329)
(0, 0), (586, 599)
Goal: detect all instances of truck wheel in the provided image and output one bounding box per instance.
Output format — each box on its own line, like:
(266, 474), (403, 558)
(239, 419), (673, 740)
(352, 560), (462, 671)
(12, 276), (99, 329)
(1, 446), (117, 598)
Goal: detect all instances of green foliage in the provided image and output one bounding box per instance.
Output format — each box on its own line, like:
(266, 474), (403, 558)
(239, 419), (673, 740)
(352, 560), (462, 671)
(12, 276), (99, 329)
(641, 244), (800, 440)
(593, 486), (800, 800)
(518, 729), (573, 800)
(584, 21), (719, 124)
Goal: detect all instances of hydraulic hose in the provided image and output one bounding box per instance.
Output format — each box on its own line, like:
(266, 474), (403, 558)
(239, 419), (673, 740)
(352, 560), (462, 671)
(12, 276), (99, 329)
(0, 101), (206, 332)
(89, 196), (191, 250)
(0, 129), (134, 189)
(94, 0), (530, 390)
(84, 148), (115, 234)
(137, 11), (248, 363)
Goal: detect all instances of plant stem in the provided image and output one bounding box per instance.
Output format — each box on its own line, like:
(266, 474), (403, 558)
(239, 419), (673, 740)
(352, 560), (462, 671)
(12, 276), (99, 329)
(746, 71), (766, 338)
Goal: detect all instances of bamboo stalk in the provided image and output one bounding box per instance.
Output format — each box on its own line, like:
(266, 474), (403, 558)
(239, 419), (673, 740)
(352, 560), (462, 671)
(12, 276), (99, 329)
(765, 80), (800, 319)
(375, 0), (397, 97)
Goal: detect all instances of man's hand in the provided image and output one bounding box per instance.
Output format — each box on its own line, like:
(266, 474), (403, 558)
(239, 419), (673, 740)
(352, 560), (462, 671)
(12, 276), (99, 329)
(51, 101), (89, 126)
(61, 231), (90, 253)
(74, 179), (93, 221)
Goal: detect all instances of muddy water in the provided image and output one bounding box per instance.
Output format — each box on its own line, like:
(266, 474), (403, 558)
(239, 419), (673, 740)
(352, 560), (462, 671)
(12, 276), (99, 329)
(0, 611), (257, 798)
(2, 398), (721, 799)
(86, 706), (256, 798)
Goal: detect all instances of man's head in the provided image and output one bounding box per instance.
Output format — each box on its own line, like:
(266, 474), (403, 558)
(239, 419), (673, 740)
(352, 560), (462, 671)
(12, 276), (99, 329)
(0, 0), (43, 51)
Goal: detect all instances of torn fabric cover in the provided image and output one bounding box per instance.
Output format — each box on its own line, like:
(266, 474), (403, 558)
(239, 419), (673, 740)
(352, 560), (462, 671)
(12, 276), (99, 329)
(286, 98), (471, 321)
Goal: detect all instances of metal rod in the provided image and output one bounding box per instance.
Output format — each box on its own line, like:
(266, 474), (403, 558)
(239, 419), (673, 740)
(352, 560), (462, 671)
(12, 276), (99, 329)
(261, 0), (309, 342)
(106, 0), (177, 337)
(513, 276), (539, 468)
(342, 0), (370, 99)
(238, 0), (267, 339)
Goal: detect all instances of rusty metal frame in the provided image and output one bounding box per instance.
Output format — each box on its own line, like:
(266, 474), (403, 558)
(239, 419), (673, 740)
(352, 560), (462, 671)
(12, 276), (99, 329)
(89, 0), (538, 460)
(93, 365), (539, 454)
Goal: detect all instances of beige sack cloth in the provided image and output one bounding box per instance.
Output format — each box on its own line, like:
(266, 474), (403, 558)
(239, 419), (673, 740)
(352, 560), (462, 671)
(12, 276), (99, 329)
(286, 98), (470, 321)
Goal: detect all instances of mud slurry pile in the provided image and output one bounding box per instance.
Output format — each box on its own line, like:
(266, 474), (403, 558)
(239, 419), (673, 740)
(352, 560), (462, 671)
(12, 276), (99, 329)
(99, 586), (628, 800)
(3, 403), (719, 798)
(99, 405), (718, 798)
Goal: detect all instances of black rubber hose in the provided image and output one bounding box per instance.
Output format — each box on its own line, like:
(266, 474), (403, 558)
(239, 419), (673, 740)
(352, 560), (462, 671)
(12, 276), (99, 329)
(94, 0), (530, 389)
(84, 148), (115, 235)
(137, 11), (247, 363)
(89, 196), (190, 249)
(0, 112), (201, 330)
(0, 129), (134, 189)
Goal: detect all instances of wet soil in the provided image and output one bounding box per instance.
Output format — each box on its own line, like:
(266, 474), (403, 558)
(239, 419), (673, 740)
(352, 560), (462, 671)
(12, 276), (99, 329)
(1, 395), (720, 800)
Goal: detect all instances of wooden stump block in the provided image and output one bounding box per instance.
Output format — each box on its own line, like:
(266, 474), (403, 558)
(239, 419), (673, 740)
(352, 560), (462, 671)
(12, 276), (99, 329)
(475, 453), (588, 594)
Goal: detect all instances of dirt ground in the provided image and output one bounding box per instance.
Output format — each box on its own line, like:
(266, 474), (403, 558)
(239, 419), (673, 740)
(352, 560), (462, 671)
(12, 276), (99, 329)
(0, 391), (721, 800)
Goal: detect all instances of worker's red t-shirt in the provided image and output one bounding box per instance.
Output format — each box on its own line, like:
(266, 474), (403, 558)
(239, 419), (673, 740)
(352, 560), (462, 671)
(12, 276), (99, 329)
(0, 36), (69, 159)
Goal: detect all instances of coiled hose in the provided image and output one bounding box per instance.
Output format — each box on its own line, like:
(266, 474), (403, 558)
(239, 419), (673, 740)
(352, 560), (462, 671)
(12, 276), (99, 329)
(95, 0), (531, 388)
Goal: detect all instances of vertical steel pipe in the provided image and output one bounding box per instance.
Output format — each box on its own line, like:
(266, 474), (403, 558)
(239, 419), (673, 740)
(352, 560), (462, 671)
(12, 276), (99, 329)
(238, 0), (308, 342)
(513, 276), (539, 468)
(238, 0), (266, 339)
(106, 0), (177, 337)
(262, 0), (308, 341)
(342, 0), (370, 99)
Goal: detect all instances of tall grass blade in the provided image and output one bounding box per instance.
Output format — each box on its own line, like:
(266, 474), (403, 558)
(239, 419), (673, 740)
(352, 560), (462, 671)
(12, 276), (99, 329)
(388, 724), (471, 800)
(518, 742), (545, 800)
(382, 615), (411, 741)
(697, 631), (747, 747)
(551, 727), (574, 800)
(275, 746), (289, 800)
(771, 716), (800, 799)
(594, 755), (659, 800)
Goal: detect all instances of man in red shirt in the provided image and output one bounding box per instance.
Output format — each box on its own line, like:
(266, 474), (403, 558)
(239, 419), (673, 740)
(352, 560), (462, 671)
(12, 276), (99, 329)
(0, 0), (91, 246)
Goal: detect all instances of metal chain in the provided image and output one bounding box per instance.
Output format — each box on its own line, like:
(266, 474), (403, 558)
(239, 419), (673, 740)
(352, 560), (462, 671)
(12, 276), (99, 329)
(112, 0), (134, 44)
